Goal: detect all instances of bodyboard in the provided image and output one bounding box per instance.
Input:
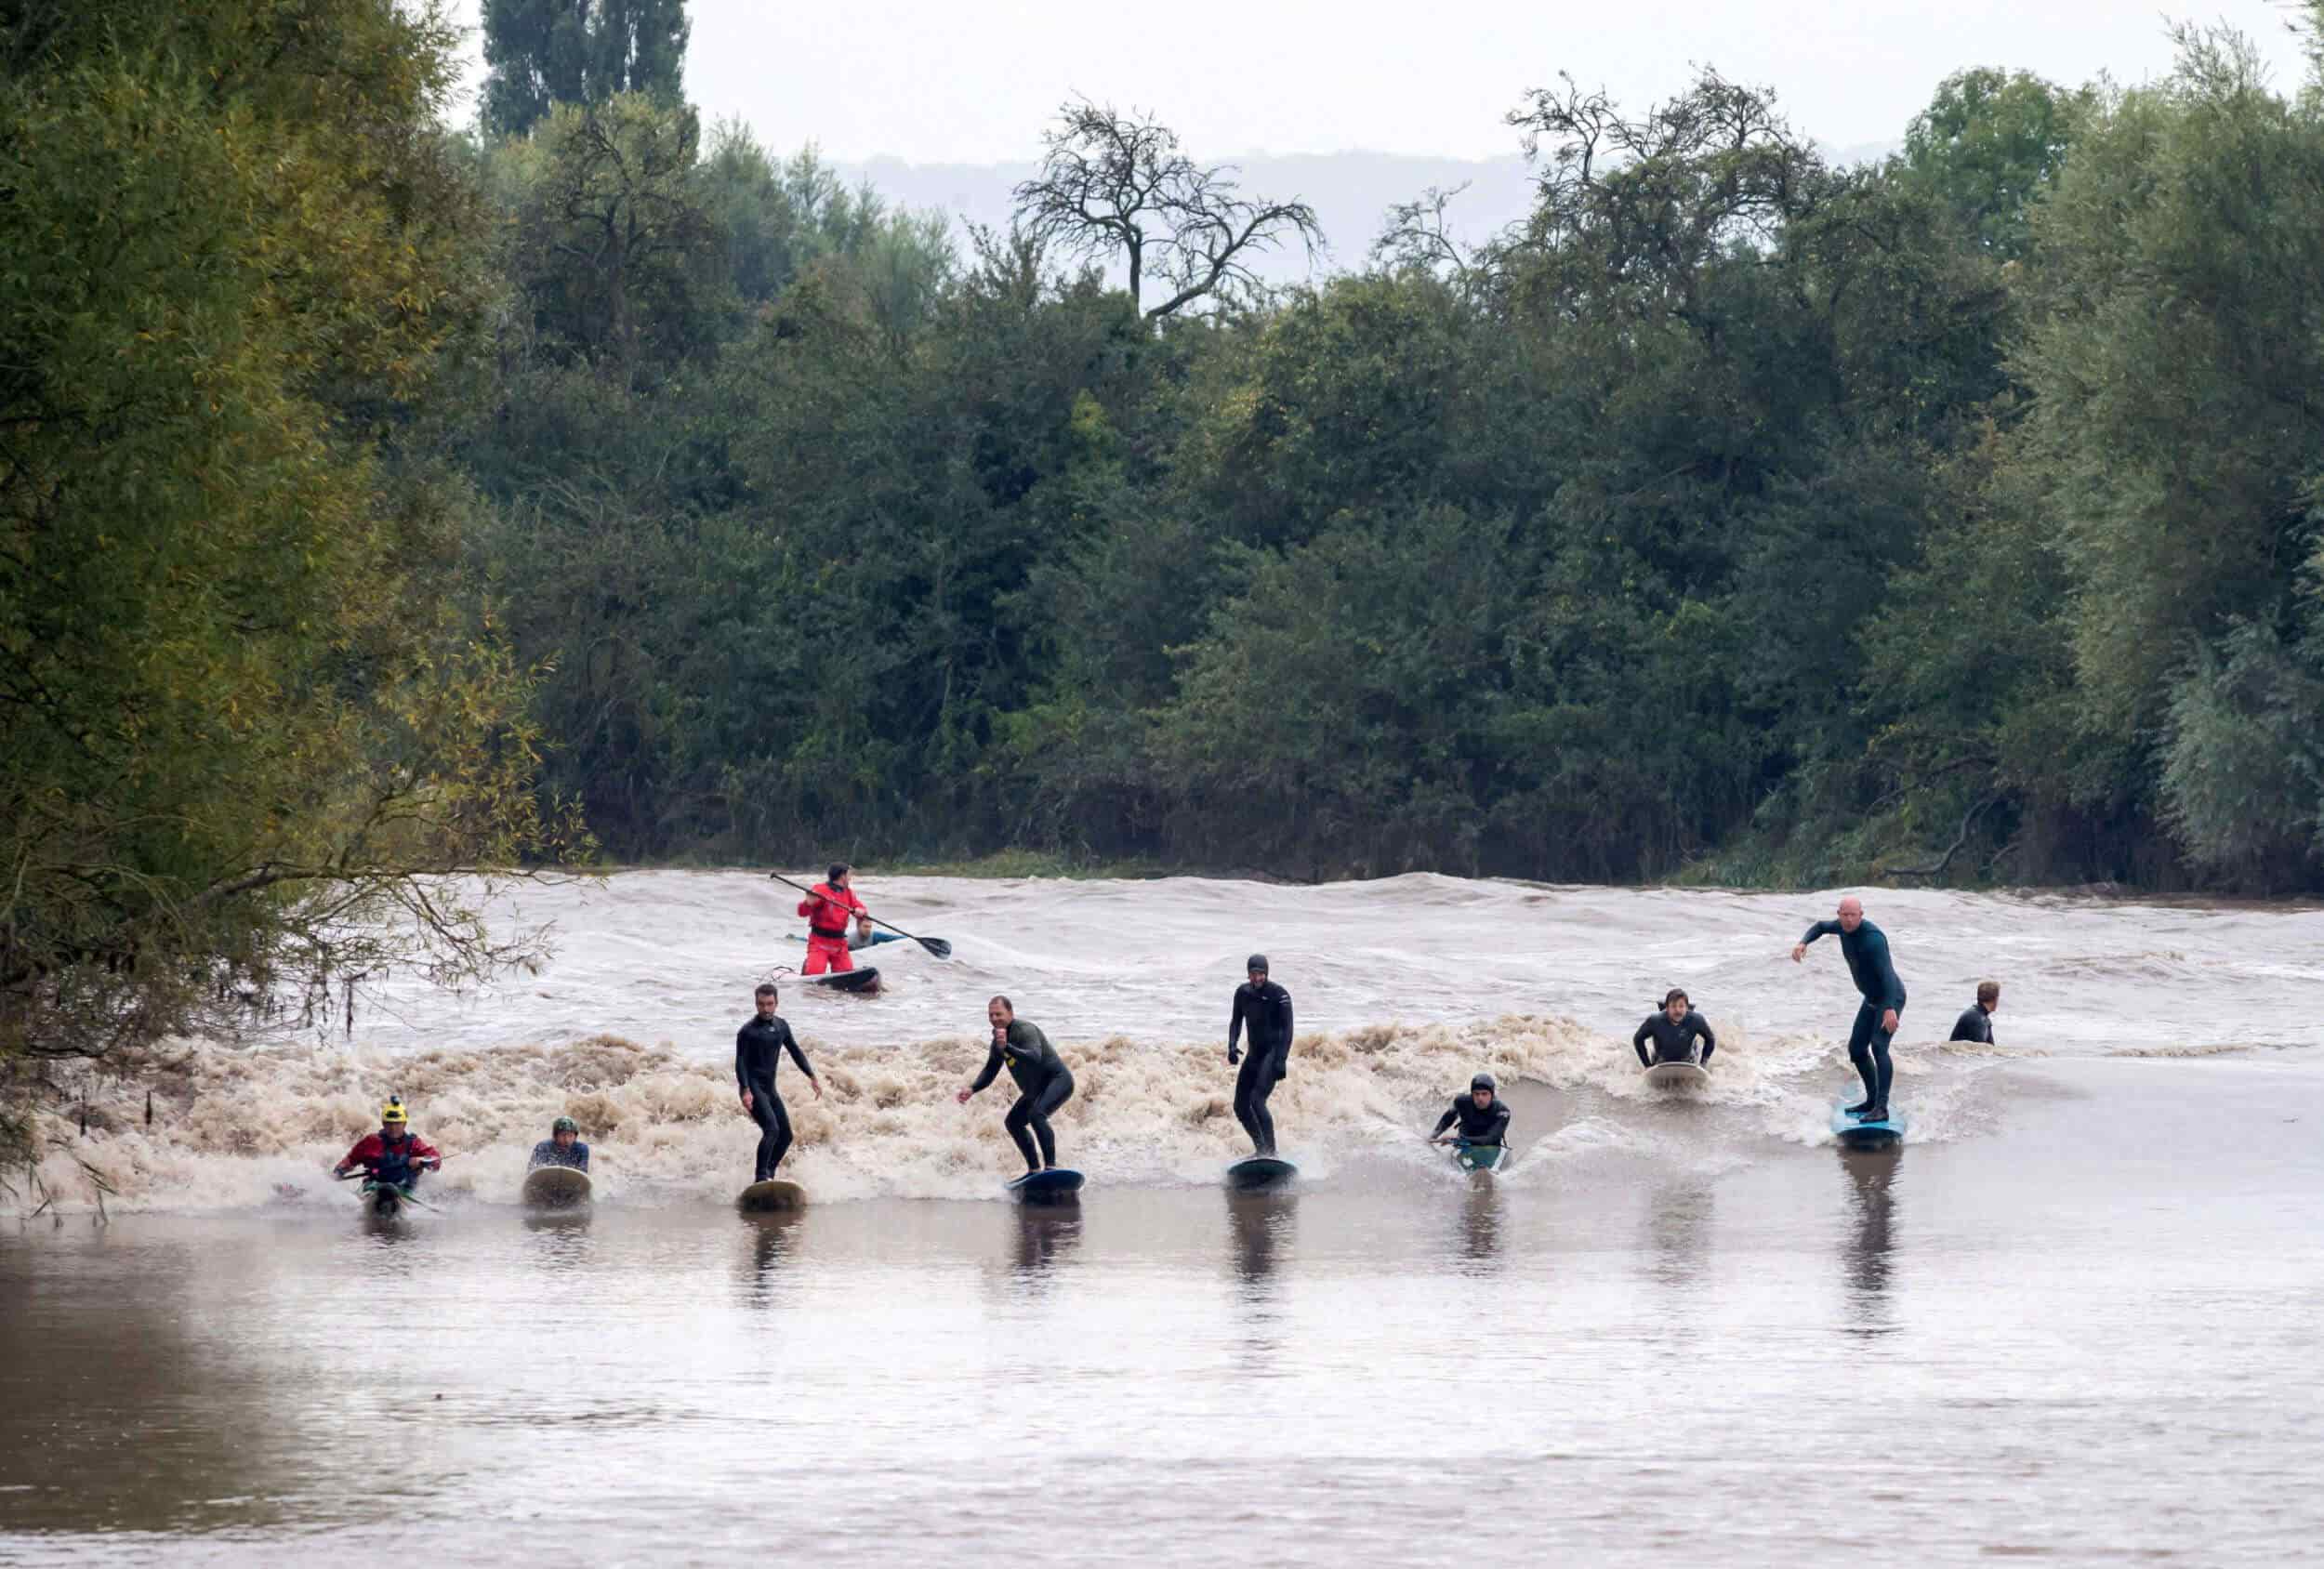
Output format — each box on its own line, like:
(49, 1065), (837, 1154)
(1454, 1142), (1507, 1173)
(522, 1164), (592, 1208)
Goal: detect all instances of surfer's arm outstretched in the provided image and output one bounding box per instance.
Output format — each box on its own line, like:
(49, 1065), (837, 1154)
(957, 1042), (1006, 1102)
(1790, 919), (1841, 962)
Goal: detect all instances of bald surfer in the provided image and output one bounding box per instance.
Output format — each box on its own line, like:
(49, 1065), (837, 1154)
(1633, 988), (1716, 1068)
(1226, 955), (1294, 1157)
(957, 996), (1075, 1174)
(737, 982), (821, 1182)
(1791, 895), (1907, 1122)
(1951, 981), (2000, 1045)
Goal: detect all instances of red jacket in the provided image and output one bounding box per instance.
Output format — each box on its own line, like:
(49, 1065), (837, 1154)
(798, 882), (866, 939)
(338, 1130), (441, 1172)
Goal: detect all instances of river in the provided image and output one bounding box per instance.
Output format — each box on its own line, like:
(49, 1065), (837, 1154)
(3, 873), (2319, 1563)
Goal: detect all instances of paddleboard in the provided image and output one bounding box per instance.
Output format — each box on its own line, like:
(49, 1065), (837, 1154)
(799, 966), (880, 995)
(1226, 1156), (1298, 1191)
(1644, 1061), (1710, 1088)
(737, 1179), (808, 1212)
(522, 1164), (592, 1208)
(1453, 1141), (1507, 1173)
(1007, 1168), (1085, 1204)
(1831, 1102), (1907, 1150)
(791, 930), (905, 949)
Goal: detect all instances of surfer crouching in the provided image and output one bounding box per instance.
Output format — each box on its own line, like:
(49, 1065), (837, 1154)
(957, 995), (1075, 1174)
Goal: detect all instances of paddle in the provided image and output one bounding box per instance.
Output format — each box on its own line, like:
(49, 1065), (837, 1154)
(768, 872), (953, 959)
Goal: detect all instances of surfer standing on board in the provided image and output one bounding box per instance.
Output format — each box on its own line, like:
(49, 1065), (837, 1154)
(798, 864), (871, 977)
(1633, 988), (1717, 1068)
(1791, 896), (1907, 1122)
(957, 996), (1075, 1174)
(737, 982), (820, 1182)
(1226, 955), (1295, 1157)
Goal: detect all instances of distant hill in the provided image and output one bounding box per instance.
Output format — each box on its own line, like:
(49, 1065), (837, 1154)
(837, 141), (1898, 288)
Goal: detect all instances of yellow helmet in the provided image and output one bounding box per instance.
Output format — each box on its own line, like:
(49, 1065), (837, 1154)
(380, 1097), (409, 1125)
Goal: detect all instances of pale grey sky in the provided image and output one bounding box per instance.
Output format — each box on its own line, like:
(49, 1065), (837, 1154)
(445, 0), (2312, 163)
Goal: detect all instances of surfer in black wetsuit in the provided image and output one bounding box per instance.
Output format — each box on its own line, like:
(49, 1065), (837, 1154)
(1791, 896), (1907, 1121)
(1227, 954), (1294, 1157)
(528, 1115), (590, 1172)
(1633, 988), (1717, 1067)
(1950, 981), (2000, 1045)
(736, 982), (820, 1181)
(1431, 1074), (1512, 1149)
(957, 995), (1075, 1173)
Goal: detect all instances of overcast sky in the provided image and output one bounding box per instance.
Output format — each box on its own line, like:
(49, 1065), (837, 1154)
(444, 1), (2314, 162)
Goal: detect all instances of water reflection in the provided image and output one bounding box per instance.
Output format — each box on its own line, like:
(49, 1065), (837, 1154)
(1010, 1206), (1085, 1287)
(1839, 1147), (1902, 1336)
(738, 1211), (804, 1310)
(1641, 1177), (1715, 1292)
(1460, 1179), (1504, 1266)
(1225, 1191), (1294, 1289)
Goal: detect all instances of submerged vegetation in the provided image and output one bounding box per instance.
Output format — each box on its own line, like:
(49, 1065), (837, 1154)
(6, 1), (2324, 1151)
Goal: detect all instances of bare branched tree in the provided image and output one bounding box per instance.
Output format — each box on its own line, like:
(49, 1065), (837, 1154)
(1012, 98), (1324, 319)
(1372, 181), (1479, 285)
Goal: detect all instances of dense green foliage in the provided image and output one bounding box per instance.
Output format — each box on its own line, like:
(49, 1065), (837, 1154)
(440, 19), (2324, 891)
(480, 0), (690, 137)
(0, 0), (581, 1125)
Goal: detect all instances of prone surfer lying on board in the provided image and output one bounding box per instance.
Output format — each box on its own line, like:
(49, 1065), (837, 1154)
(1633, 989), (1716, 1067)
(334, 1097), (441, 1191)
(1430, 1074), (1511, 1149)
(737, 982), (821, 1182)
(528, 1116), (589, 1172)
(1791, 895), (1907, 1123)
(957, 995), (1075, 1174)
(797, 863), (871, 977)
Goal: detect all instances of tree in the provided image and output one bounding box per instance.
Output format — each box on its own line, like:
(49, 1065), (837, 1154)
(1013, 98), (1323, 319)
(0, 0), (584, 1167)
(481, 0), (691, 138)
(1899, 67), (2093, 260)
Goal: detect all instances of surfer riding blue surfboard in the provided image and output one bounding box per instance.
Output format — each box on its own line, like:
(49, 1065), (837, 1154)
(1791, 895), (1907, 1125)
(736, 981), (820, 1188)
(1634, 988), (1715, 1080)
(957, 995), (1077, 1183)
(1430, 1074), (1512, 1169)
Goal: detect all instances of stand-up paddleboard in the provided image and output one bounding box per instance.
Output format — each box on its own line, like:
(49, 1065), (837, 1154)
(737, 1179), (808, 1212)
(1226, 1156), (1298, 1191)
(1007, 1168), (1084, 1205)
(522, 1164), (592, 1209)
(1453, 1141), (1507, 1174)
(799, 966), (880, 995)
(1832, 1102), (1907, 1150)
(1644, 1061), (1710, 1088)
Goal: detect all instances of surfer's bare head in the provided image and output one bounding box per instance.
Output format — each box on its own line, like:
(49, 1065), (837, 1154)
(755, 982), (778, 1016)
(1837, 896), (1865, 932)
(1663, 987), (1690, 1020)
(987, 995), (1014, 1030)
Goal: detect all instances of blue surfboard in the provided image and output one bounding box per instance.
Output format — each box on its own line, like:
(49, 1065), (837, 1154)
(1226, 1156), (1298, 1191)
(1008, 1168), (1084, 1204)
(1831, 1102), (1907, 1149)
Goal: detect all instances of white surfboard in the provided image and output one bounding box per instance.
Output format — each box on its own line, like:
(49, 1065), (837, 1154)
(1643, 1061), (1710, 1088)
(522, 1164), (593, 1208)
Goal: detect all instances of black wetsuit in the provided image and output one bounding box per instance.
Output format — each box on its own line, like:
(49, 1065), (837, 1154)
(527, 1139), (591, 1172)
(1802, 918), (1907, 1114)
(1433, 1095), (1512, 1147)
(735, 1012), (815, 1181)
(1227, 979), (1295, 1156)
(1949, 1004), (1995, 1045)
(1633, 1010), (1717, 1067)
(971, 1019), (1075, 1171)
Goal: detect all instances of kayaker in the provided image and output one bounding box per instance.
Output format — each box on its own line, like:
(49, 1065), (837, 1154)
(957, 995), (1075, 1174)
(1633, 988), (1717, 1067)
(1950, 981), (2000, 1045)
(737, 982), (821, 1182)
(797, 864), (871, 977)
(1226, 954), (1295, 1157)
(333, 1097), (442, 1191)
(1791, 895), (1908, 1122)
(1431, 1073), (1512, 1149)
(528, 1115), (590, 1172)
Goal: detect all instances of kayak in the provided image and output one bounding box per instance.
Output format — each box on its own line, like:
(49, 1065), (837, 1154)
(360, 1179), (416, 1216)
